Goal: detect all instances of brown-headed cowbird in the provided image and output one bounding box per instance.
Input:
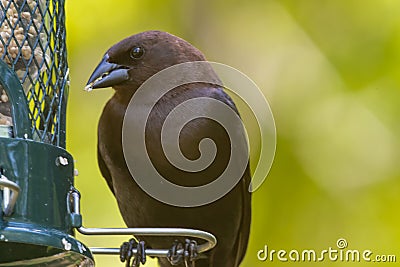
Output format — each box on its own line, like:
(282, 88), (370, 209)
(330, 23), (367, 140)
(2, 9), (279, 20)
(85, 31), (251, 267)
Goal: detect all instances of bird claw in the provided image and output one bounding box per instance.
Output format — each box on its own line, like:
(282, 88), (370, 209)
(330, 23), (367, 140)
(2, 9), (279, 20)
(120, 238), (146, 267)
(167, 239), (198, 266)
(167, 240), (184, 265)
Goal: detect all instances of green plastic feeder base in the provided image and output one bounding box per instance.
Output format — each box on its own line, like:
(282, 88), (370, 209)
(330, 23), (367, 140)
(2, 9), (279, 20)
(0, 138), (94, 266)
(0, 222), (93, 266)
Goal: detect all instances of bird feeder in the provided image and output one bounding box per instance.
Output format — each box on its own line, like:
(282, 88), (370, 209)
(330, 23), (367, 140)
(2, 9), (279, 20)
(0, 0), (94, 265)
(0, 1), (216, 266)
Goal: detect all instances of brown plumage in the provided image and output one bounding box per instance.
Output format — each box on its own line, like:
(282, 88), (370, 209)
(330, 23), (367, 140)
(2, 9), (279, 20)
(86, 31), (251, 267)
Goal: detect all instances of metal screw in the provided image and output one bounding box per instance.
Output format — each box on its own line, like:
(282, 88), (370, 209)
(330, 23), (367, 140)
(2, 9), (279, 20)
(56, 156), (69, 166)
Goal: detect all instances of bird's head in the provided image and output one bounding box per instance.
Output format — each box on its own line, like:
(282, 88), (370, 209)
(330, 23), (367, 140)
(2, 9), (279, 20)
(85, 31), (206, 93)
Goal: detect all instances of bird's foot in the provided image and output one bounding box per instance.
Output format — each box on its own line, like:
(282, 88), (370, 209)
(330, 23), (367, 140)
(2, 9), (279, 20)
(167, 239), (198, 266)
(167, 240), (183, 265)
(120, 238), (146, 267)
(183, 239), (198, 267)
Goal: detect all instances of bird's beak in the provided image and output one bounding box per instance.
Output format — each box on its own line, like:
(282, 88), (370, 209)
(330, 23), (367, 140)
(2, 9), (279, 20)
(85, 54), (130, 91)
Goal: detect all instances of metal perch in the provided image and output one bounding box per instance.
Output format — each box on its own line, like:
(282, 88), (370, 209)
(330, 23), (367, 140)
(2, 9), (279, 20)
(70, 189), (217, 258)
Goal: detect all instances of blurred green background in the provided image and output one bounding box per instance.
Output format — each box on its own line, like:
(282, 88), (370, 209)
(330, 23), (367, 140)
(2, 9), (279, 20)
(65, 0), (400, 266)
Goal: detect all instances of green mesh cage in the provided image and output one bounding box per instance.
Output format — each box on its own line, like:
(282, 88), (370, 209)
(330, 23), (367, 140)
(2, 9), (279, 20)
(0, 0), (68, 147)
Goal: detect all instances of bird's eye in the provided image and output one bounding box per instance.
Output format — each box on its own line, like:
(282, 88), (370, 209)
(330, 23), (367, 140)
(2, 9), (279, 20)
(130, 46), (144, 59)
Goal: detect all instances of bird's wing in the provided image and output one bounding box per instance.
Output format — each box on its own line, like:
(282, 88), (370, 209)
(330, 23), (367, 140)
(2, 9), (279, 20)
(236, 166), (252, 265)
(97, 144), (115, 195)
(211, 88), (252, 265)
